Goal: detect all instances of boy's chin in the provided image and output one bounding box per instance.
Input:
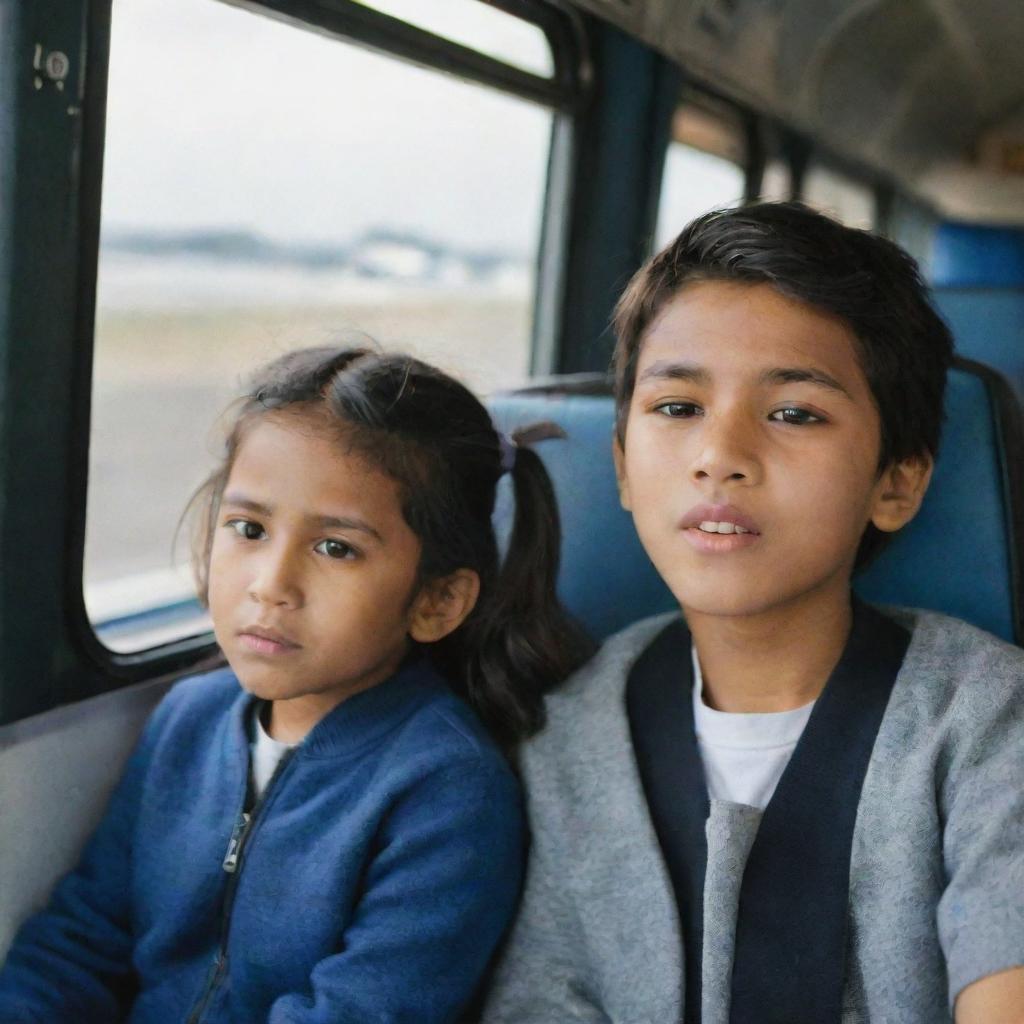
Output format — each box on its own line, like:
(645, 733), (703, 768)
(672, 580), (853, 623)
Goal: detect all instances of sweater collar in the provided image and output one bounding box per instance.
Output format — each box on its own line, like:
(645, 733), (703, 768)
(626, 596), (911, 1024)
(228, 655), (448, 762)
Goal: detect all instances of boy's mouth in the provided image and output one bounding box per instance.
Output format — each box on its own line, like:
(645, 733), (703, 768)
(695, 521), (751, 535)
(679, 503), (761, 553)
(679, 503), (761, 536)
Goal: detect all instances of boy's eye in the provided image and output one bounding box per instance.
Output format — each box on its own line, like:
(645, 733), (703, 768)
(227, 518), (264, 541)
(654, 401), (701, 418)
(769, 407), (823, 425)
(314, 538), (357, 560)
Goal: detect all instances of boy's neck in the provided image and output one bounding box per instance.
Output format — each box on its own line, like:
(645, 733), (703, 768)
(686, 587), (853, 714)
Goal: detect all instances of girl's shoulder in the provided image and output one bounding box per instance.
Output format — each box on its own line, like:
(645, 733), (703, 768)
(160, 664), (241, 713)
(141, 665), (244, 745)
(390, 678), (513, 777)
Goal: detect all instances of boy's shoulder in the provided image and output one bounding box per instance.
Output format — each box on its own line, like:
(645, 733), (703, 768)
(883, 604), (1024, 723)
(530, 604), (1024, 755)
(521, 611), (679, 768)
(888, 604), (1022, 671)
(546, 611), (679, 704)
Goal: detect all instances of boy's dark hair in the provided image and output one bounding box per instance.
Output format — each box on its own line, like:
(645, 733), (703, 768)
(189, 347), (593, 749)
(611, 201), (955, 567)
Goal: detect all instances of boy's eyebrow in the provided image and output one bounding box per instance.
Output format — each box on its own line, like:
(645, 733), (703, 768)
(760, 366), (852, 398)
(637, 361), (851, 399)
(221, 492), (383, 541)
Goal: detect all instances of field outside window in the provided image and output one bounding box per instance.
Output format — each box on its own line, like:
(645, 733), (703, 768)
(86, 0), (553, 652)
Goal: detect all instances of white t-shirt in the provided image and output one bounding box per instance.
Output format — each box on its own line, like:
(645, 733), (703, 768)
(250, 703), (297, 799)
(691, 646), (815, 811)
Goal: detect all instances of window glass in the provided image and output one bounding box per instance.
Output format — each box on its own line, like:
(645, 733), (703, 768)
(654, 105), (746, 251)
(804, 165), (875, 228)
(353, 0), (554, 78)
(757, 159), (792, 202)
(86, 0), (552, 652)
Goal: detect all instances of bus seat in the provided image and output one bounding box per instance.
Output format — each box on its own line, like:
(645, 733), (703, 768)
(930, 223), (1024, 403)
(489, 357), (1024, 645)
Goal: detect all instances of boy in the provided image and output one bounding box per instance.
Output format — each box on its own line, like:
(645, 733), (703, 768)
(483, 203), (1024, 1023)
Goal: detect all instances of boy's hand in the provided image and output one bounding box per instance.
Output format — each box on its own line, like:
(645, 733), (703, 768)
(956, 965), (1024, 1023)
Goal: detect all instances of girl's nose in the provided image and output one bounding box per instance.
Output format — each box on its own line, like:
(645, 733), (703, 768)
(690, 412), (762, 486)
(248, 549), (302, 608)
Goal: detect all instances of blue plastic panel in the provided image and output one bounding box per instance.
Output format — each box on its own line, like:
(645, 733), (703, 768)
(490, 367), (1016, 642)
(855, 370), (1014, 640)
(491, 395), (676, 640)
(934, 289), (1024, 403)
(930, 223), (1024, 288)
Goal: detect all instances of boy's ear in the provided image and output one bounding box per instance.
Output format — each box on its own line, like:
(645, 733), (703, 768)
(869, 454), (934, 533)
(612, 437), (632, 511)
(407, 569), (481, 644)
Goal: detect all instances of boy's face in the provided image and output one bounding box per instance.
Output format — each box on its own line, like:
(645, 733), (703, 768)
(615, 280), (930, 621)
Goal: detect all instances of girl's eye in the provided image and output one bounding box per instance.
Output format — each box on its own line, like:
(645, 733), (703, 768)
(314, 538), (357, 560)
(228, 518), (264, 541)
(654, 401), (701, 418)
(769, 407), (823, 425)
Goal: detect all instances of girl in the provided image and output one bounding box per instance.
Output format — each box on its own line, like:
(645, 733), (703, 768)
(0, 346), (591, 1023)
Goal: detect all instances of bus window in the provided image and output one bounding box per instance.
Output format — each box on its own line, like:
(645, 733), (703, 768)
(85, 0), (554, 653)
(352, 0), (554, 78)
(654, 103), (746, 251)
(803, 164), (875, 228)
(758, 159), (792, 202)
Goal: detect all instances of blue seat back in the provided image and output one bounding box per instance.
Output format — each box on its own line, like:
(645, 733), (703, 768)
(934, 290), (1024, 405)
(930, 222), (1024, 403)
(490, 360), (1024, 644)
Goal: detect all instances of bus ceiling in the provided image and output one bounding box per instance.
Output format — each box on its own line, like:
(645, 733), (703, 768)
(571, 0), (1024, 224)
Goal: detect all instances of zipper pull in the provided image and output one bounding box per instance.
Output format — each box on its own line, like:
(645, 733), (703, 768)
(221, 812), (251, 873)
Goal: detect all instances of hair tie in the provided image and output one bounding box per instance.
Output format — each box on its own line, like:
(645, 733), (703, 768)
(498, 432), (518, 475)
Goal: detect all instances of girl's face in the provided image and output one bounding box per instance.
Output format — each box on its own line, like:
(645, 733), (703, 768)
(207, 412), (428, 734)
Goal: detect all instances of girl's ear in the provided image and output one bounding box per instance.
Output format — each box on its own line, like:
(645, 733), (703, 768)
(408, 569), (481, 644)
(869, 454), (934, 533)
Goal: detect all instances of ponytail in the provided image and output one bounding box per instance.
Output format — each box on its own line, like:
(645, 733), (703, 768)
(443, 423), (596, 751)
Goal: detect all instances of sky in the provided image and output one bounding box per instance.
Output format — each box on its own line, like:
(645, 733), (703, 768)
(100, 0), (554, 253)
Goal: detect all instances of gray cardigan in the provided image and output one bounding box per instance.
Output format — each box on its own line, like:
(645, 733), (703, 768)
(483, 608), (1024, 1024)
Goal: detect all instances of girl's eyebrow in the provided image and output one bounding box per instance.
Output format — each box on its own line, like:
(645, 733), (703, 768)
(221, 492), (383, 541)
(222, 493), (272, 517)
(637, 361), (709, 385)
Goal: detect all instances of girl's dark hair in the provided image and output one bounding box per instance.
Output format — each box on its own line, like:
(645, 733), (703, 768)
(189, 346), (593, 749)
(612, 201), (955, 568)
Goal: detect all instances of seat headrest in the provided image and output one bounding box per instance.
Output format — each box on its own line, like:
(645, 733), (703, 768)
(490, 359), (1024, 644)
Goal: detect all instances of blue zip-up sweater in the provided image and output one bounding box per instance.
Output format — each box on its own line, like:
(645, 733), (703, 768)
(0, 658), (525, 1023)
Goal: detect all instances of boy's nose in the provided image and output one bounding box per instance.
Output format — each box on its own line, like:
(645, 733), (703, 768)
(690, 415), (761, 486)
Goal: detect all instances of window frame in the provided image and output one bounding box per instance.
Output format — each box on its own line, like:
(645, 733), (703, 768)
(0, 0), (585, 725)
(650, 88), (751, 253)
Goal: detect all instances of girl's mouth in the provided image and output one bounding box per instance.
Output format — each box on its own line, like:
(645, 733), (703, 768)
(238, 628), (301, 655)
